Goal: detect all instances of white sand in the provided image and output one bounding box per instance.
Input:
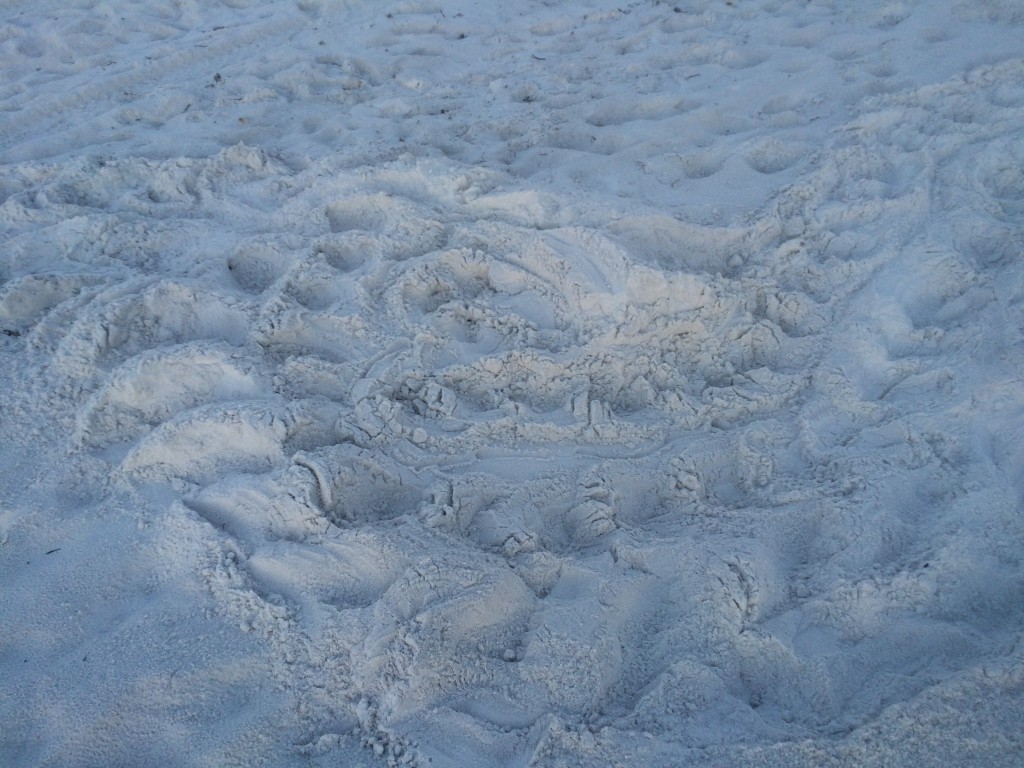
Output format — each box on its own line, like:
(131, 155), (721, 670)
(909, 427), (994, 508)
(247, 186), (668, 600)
(2, 1), (1023, 766)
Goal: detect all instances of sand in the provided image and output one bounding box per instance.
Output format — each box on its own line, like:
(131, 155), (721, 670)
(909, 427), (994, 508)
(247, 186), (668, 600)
(2, 1), (1023, 766)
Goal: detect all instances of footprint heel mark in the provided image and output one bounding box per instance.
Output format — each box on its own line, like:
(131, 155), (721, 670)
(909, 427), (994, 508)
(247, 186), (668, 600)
(677, 151), (725, 180)
(227, 241), (295, 294)
(325, 194), (389, 234)
(744, 138), (806, 175)
(315, 234), (370, 273)
(291, 444), (423, 527)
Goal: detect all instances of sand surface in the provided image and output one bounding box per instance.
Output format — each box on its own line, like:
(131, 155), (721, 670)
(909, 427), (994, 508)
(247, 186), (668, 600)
(2, 1), (1023, 766)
